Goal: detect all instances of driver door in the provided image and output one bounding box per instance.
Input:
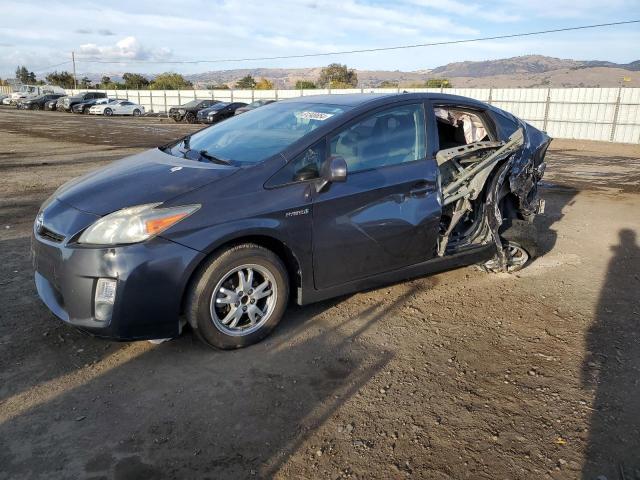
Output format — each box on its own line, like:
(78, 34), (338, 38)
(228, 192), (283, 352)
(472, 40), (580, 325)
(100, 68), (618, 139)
(312, 102), (441, 289)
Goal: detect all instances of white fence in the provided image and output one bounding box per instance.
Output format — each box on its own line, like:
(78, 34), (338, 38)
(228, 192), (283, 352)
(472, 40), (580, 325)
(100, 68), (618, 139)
(63, 87), (640, 144)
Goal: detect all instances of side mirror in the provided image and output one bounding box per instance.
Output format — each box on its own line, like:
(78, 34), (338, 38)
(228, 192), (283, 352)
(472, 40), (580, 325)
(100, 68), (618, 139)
(316, 155), (347, 192)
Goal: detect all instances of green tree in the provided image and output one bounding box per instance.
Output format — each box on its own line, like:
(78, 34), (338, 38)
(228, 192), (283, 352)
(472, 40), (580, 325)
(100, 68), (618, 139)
(45, 71), (76, 88)
(15, 66), (36, 84)
(149, 73), (192, 90)
(425, 78), (452, 88)
(255, 77), (274, 90)
(235, 75), (257, 89)
(206, 83), (230, 90)
(79, 77), (92, 88)
(379, 80), (399, 88)
(294, 80), (316, 89)
(122, 72), (150, 89)
(317, 63), (358, 88)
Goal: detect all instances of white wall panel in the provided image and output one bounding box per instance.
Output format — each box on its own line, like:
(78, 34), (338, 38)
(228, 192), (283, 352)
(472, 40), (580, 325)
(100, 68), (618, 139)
(58, 87), (640, 143)
(613, 125), (640, 144)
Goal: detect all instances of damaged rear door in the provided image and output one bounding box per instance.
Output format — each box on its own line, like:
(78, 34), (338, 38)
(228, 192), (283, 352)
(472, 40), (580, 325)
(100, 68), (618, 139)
(429, 100), (551, 268)
(429, 102), (524, 256)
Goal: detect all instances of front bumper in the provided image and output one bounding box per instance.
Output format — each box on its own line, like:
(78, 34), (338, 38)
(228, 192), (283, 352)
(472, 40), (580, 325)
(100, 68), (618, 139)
(32, 212), (205, 340)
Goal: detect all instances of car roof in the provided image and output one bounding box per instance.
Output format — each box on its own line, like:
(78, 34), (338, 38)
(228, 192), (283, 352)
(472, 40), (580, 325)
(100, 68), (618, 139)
(279, 92), (487, 108)
(280, 93), (394, 106)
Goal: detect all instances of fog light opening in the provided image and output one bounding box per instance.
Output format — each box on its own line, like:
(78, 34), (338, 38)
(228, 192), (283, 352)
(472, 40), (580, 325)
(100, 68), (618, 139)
(95, 278), (116, 322)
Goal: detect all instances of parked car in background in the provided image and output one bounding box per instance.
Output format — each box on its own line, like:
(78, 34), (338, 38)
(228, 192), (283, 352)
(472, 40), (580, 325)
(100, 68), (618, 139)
(7, 84), (65, 105)
(31, 93), (550, 349)
(0, 94), (9, 105)
(169, 99), (219, 123)
(72, 98), (115, 114)
(88, 100), (145, 116)
(234, 99), (275, 115)
(61, 92), (107, 112)
(19, 93), (66, 110)
(52, 96), (68, 111)
(46, 96), (64, 110)
(197, 102), (248, 124)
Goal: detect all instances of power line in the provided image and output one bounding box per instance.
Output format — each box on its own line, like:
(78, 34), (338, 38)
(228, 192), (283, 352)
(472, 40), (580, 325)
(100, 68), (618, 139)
(74, 19), (640, 65)
(32, 60), (72, 73)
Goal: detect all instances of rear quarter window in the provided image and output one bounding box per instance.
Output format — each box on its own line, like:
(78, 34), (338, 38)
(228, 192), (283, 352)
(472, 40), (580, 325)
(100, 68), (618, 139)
(490, 110), (520, 138)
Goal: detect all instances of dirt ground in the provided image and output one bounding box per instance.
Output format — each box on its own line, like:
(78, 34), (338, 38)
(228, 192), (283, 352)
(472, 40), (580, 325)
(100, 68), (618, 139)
(0, 107), (639, 480)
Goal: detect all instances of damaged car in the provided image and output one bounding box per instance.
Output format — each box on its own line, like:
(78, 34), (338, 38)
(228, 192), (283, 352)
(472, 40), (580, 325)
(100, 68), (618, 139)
(32, 93), (550, 349)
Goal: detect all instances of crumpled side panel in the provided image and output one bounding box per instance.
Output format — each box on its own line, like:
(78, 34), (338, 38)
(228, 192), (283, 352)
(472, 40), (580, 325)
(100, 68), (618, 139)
(508, 123), (551, 219)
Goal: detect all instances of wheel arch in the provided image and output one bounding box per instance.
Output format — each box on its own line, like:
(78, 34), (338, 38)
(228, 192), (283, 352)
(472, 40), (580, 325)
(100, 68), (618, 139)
(179, 233), (303, 318)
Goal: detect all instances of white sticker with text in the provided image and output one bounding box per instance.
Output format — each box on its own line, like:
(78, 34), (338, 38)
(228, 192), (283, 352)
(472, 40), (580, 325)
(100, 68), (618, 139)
(296, 111), (334, 121)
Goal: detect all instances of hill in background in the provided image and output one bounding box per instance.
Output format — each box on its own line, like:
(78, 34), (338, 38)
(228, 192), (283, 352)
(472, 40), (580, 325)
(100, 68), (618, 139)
(84, 55), (640, 89)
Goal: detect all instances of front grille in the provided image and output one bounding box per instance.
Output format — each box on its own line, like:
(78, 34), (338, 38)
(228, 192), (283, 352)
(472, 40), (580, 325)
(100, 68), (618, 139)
(38, 225), (65, 243)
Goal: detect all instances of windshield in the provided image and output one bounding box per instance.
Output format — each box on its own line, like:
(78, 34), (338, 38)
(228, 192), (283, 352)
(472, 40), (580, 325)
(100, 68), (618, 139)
(207, 102), (229, 111)
(182, 102), (350, 165)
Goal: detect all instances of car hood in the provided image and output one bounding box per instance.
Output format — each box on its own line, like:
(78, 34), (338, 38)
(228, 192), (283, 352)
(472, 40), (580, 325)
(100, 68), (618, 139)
(55, 148), (238, 216)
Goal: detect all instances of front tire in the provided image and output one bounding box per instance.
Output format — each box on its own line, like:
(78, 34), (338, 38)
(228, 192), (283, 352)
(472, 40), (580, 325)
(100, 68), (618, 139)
(104, 108), (113, 116)
(184, 112), (196, 123)
(133, 109), (141, 116)
(186, 244), (289, 349)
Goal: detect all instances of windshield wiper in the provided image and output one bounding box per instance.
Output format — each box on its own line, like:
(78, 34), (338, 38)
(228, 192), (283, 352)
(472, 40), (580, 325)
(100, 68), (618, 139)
(198, 150), (232, 166)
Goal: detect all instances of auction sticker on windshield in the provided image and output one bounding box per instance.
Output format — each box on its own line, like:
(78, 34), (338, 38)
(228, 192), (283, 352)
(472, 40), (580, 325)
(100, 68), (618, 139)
(296, 111), (334, 121)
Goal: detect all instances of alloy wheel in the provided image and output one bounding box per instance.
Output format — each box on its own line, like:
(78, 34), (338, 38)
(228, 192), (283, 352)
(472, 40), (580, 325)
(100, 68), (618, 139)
(504, 242), (529, 272)
(209, 264), (277, 336)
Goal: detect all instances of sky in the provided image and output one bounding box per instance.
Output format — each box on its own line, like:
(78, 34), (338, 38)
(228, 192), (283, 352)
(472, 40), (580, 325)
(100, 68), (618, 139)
(1, 0), (639, 78)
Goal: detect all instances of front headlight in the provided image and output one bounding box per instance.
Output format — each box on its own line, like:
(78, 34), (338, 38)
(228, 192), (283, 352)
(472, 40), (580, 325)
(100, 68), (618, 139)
(78, 203), (200, 245)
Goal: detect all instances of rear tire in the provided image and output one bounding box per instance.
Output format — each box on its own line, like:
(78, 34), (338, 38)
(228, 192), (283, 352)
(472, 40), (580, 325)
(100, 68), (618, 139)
(186, 244), (289, 350)
(104, 108), (113, 116)
(482, 219), (538, 272)
(500, 218), (538, 260)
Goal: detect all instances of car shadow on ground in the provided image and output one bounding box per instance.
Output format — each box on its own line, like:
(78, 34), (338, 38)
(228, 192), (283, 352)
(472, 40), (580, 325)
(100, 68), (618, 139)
(533, 186), (578, 258)
(581, 228), (640, 479)
(0, 257), (419, 478)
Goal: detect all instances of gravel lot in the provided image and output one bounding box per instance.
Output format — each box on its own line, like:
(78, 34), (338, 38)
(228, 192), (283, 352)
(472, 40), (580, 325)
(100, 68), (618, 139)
(1, 107), (639, 480)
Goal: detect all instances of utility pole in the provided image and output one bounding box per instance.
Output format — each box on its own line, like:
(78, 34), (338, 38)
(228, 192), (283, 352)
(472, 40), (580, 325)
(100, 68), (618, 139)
(71, 51), (77, 89)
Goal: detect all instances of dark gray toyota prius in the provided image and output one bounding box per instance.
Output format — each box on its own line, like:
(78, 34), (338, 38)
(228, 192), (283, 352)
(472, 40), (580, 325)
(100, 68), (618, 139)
(32, 93), (551, 349)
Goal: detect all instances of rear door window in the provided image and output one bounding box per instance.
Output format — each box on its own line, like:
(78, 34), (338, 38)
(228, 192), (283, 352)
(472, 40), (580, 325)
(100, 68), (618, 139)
(329, 104), (426, 173)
